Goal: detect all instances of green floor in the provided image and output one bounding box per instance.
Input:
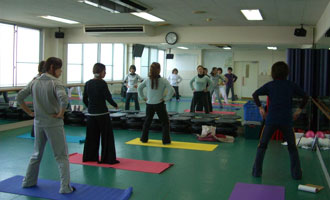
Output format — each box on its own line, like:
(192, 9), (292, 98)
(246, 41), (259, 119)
(0, 98), (329, 200)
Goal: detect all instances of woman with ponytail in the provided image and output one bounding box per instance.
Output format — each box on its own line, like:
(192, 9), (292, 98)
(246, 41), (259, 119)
(82, 63), (119, 164)
(138, 62), (175, 144)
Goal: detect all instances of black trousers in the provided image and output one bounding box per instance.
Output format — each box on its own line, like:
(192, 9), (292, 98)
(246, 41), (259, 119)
(83, 114), (117, 164)
(173, 86), (180, 100)
(141, 102), (171, 144)
(125, 93), (140, 110)
(191, 91), (210, 113)
(252, 125), (302, 179)
(0, 92), (9, 103)
(226, 85), (236, 101)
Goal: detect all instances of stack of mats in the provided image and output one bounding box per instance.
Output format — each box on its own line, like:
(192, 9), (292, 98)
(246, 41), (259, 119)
(110, 112), (127, 129)
(170, 116), (191, 133)
(64, 111), (86, 125)
(125, 113), (146, 130)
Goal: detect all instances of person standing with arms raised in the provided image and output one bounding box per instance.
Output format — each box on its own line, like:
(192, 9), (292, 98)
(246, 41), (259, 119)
(138, 62), (174, 144)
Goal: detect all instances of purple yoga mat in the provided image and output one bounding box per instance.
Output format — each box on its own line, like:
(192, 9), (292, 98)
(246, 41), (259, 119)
(229, 182), (285, 200)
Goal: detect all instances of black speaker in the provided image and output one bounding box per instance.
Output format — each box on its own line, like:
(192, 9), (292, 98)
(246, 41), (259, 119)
(133, 44), (144, 57)
(294, 28), (306, 37)
(325, 29), (330, 37)
(166, 53), (174, 59)
(55, 32), (64, 38)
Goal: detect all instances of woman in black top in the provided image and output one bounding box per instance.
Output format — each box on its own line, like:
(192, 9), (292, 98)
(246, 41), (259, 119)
(83, 63), (119, 164)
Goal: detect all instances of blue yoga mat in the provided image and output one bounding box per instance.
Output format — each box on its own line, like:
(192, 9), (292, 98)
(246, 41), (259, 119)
(17, 133), (85, 143)
(0, 175), (133, 200)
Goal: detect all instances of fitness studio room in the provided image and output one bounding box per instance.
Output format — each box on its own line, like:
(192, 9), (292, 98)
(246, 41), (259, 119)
(0, 0), (329, 200)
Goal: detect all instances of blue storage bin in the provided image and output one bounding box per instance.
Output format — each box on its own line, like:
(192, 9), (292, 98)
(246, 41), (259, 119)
(243, 101), (263, 122)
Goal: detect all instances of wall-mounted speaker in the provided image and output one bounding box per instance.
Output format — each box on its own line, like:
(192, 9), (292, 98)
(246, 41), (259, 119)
(55, 32), (64, 38)
(166, 53), (174, 59)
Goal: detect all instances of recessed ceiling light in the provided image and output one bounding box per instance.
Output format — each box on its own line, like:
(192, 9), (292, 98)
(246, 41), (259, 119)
(177, 47), (189, 50)
(240, 9), (263, 20)
(223, 46), (231, 50)
(40, 16), (79, 24)
(131, 12), (165, 22)
(267, 46), (277, 50)
(193, 10), (206, 14)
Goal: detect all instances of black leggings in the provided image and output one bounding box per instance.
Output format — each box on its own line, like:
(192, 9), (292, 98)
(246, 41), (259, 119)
(190, 91), (210, 113)
(141, 102), (170, 144)
(125, 93), (140, 110)
(252, 125), (302, 179)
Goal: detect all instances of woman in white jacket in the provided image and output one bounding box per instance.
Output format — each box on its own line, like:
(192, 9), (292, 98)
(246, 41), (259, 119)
(167, 68), (182, 101)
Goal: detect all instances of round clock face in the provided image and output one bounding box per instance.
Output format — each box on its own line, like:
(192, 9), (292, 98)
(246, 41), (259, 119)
(165, 32), (178, 45)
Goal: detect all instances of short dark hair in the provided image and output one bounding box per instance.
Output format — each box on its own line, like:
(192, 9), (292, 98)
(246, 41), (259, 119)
(93, 63), (106, 74)
(172, 68), (178, 73)
(228, 67), (233, 71)
(271, 61), (289, 80)
(38, 61), (45, 73)
(129, 65), (136, 72)
(44, 57), (62, 75)
(217, 67), (223, 73)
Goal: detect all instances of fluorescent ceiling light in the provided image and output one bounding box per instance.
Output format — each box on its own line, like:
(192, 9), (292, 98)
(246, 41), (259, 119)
(40, 16), (79, 24)
(177, 47), (189, 50)
(81, 0), (98, 7)
(240, 9), (263, 20)
(223, 46), (231, 50)
(100, 6), (120, 13)
(131, 12), (165, 22)
(267, 46), (277, 50)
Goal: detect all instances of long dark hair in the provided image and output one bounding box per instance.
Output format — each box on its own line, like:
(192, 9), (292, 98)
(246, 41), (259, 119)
(149, 62), (161, 89)
(44, 57), (62, 76)
(210, 67), (217, 76)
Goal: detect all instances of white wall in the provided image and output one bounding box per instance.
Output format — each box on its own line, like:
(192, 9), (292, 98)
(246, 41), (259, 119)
(202, 50), (233, 71)
(165, 49), (202, 97)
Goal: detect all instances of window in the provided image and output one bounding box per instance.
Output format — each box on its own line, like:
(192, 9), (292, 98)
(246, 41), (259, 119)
(83, 43), (97, 82)
(67, 43), (126, 83)
(67, 44), (82, 83)
(134, 47), (166, 78)
(0, 23), (14, 87)
(100, 43), (113, 81)
(113, 44), (124, 80)
(0, 23), (41, 87)
(16, 27), (40, 85)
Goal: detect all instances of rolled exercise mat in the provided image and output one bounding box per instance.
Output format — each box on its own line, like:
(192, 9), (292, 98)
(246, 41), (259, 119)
(126, 138), (218, 151)
(69, 153), (173, 174)
(0, 175), (132, 200)
(229, 182), (284, 200)
(298, 184), (324, 193)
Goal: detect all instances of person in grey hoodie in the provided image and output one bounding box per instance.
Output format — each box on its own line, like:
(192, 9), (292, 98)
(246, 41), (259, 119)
(124, 65), (143, 110)
(138, 62), (174, 144)
(17, 57), (75, 194)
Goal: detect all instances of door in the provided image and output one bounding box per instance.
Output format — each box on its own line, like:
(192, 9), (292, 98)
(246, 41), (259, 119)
(233, 61), (259, 99)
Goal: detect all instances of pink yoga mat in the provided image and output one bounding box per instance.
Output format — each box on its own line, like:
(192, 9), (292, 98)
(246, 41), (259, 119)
(69, 153), (173, 174)
(184, 109), (235, 115)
